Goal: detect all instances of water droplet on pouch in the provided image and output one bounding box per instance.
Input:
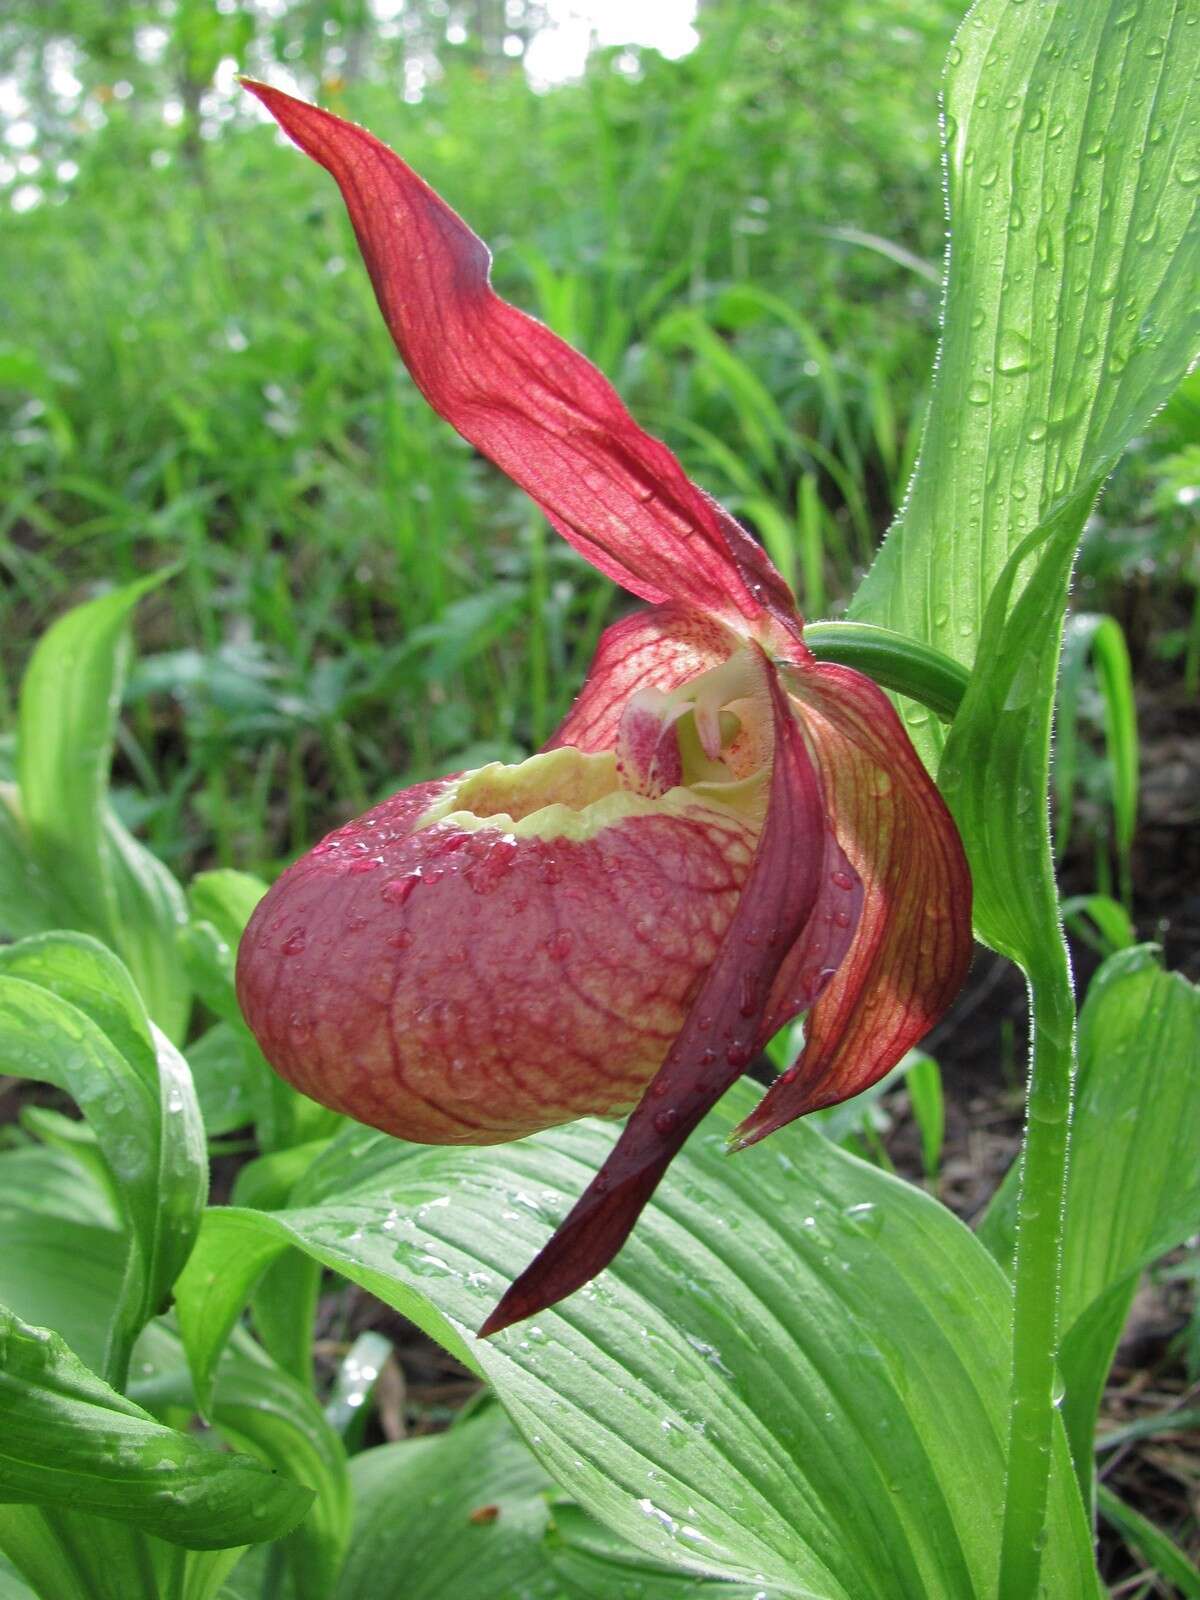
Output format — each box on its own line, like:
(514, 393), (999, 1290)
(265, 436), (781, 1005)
(382, 874), (419, 907)
(281, 929), (307, 956)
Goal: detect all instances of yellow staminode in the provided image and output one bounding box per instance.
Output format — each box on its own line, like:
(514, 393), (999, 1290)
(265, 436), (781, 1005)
(417, 744), (766, 844)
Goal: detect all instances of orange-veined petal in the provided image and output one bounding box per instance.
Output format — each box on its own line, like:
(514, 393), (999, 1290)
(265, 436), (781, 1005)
(730, 663), (972, 1150)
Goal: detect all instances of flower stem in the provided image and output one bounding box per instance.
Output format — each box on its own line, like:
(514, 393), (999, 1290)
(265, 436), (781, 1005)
(997, 946), (1077, 1600)
(801, 621), (969, 722)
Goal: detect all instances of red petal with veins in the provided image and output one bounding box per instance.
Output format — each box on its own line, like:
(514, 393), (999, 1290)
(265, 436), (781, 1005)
(243, 81), (798, 638)
(549, 603), (735, 755)
(729, 663), (973, 1150)
(480, 653), (825, 1336)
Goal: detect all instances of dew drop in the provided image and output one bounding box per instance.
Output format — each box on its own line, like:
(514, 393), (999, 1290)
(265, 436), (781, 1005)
(281, 929), (307, 956)
(726, 1042), (751, 1069)
(996, 329), (1031, 374)
(843, 1201), (883, 1238)
(654, 1108), (678, 1136)
(382, 874), (419, 907)
(544, 929), (574, 960)
(831, 869), (854, 891)
(348, 856), (380, 875)
(386, 929), (413, 951)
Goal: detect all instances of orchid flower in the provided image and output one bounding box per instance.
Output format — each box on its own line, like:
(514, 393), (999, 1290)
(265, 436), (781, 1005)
(235, 83), (972, 1338)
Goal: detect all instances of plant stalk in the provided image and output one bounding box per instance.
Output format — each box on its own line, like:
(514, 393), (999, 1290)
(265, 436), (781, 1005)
(997, 948), (1077, 1599)
(802, 620), (970, 723)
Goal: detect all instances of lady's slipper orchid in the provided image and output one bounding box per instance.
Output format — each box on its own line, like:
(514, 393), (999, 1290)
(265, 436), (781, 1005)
(236, 83), (972, 1337)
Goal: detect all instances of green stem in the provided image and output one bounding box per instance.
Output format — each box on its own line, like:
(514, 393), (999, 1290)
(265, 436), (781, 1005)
(997, 948), (1077, 1599)
(801, 620), (969, 722)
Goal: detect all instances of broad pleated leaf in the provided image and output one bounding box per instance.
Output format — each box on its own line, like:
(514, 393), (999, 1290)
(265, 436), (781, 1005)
(1054, 613), (1139, 863)
(851, 0), (1200, 774)
(0, 934), (206, 1385)
(0, 1553), (33, 1600)
(175, 1083), (1101, 1598)
(14, 577), (190, 1038)
(978, 945), (1200, 1493)
(0, 1144), (126, 1374)
(335, 1399), (763, 1600)
(185, 1024), (260, 1138)
(0, 1509), (243, 1600)
(0, 1307), (311, 1549)
(336, 1403), (556, 1600)
(130, 1324), (350, 1600)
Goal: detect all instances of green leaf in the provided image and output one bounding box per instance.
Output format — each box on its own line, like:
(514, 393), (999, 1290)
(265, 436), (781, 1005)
(129, 1326), (350, 1600)
(0, 1551), (34, 1600)
(851, 0), (1200, 773)
(0, 1307), (311, 1550)
(185, 1025), (258, 1138)
(181, 872), (268, 1028)
(336, 1403), (557, 1600)
(1054, 613), (1139, 882)
(323, 1332), (391, 1444)
(545, 1503), (774, 1599)
(104, 812), (192, 1046)
(0, 1508), (244, 1600)
(904, 1054), (944, 1182)
(17, 577), (160, 935)
(0, 786), (61, 945)
(938, 506), (1086, 968)
(1097, 1484), (1200, 1599)
(1060, 894), (1136, 957)
(1059, 949), (1200, 1328)
(187, 871), (270, 953)
(175, 1083), (1101, 1599)
(13, 577), (190, 1039)
(0, 934), (207, 1385)
(0, 1144), (126, 1375)
(337, 1400), (762, 1600)
(978, 947), (1200, 1493)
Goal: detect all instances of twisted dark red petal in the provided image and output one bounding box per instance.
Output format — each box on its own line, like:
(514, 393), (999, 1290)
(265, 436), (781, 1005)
(730, 663), (973, 1149)
(244, 81), (798, 638)
(480, 651), (825, 1336)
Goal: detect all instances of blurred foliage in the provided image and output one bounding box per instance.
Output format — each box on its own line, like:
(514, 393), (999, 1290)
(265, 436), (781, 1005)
(0, 0), (1191, 878)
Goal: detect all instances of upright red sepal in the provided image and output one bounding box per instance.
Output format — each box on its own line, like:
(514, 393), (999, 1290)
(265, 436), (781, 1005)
(242, 80), (798, 638)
